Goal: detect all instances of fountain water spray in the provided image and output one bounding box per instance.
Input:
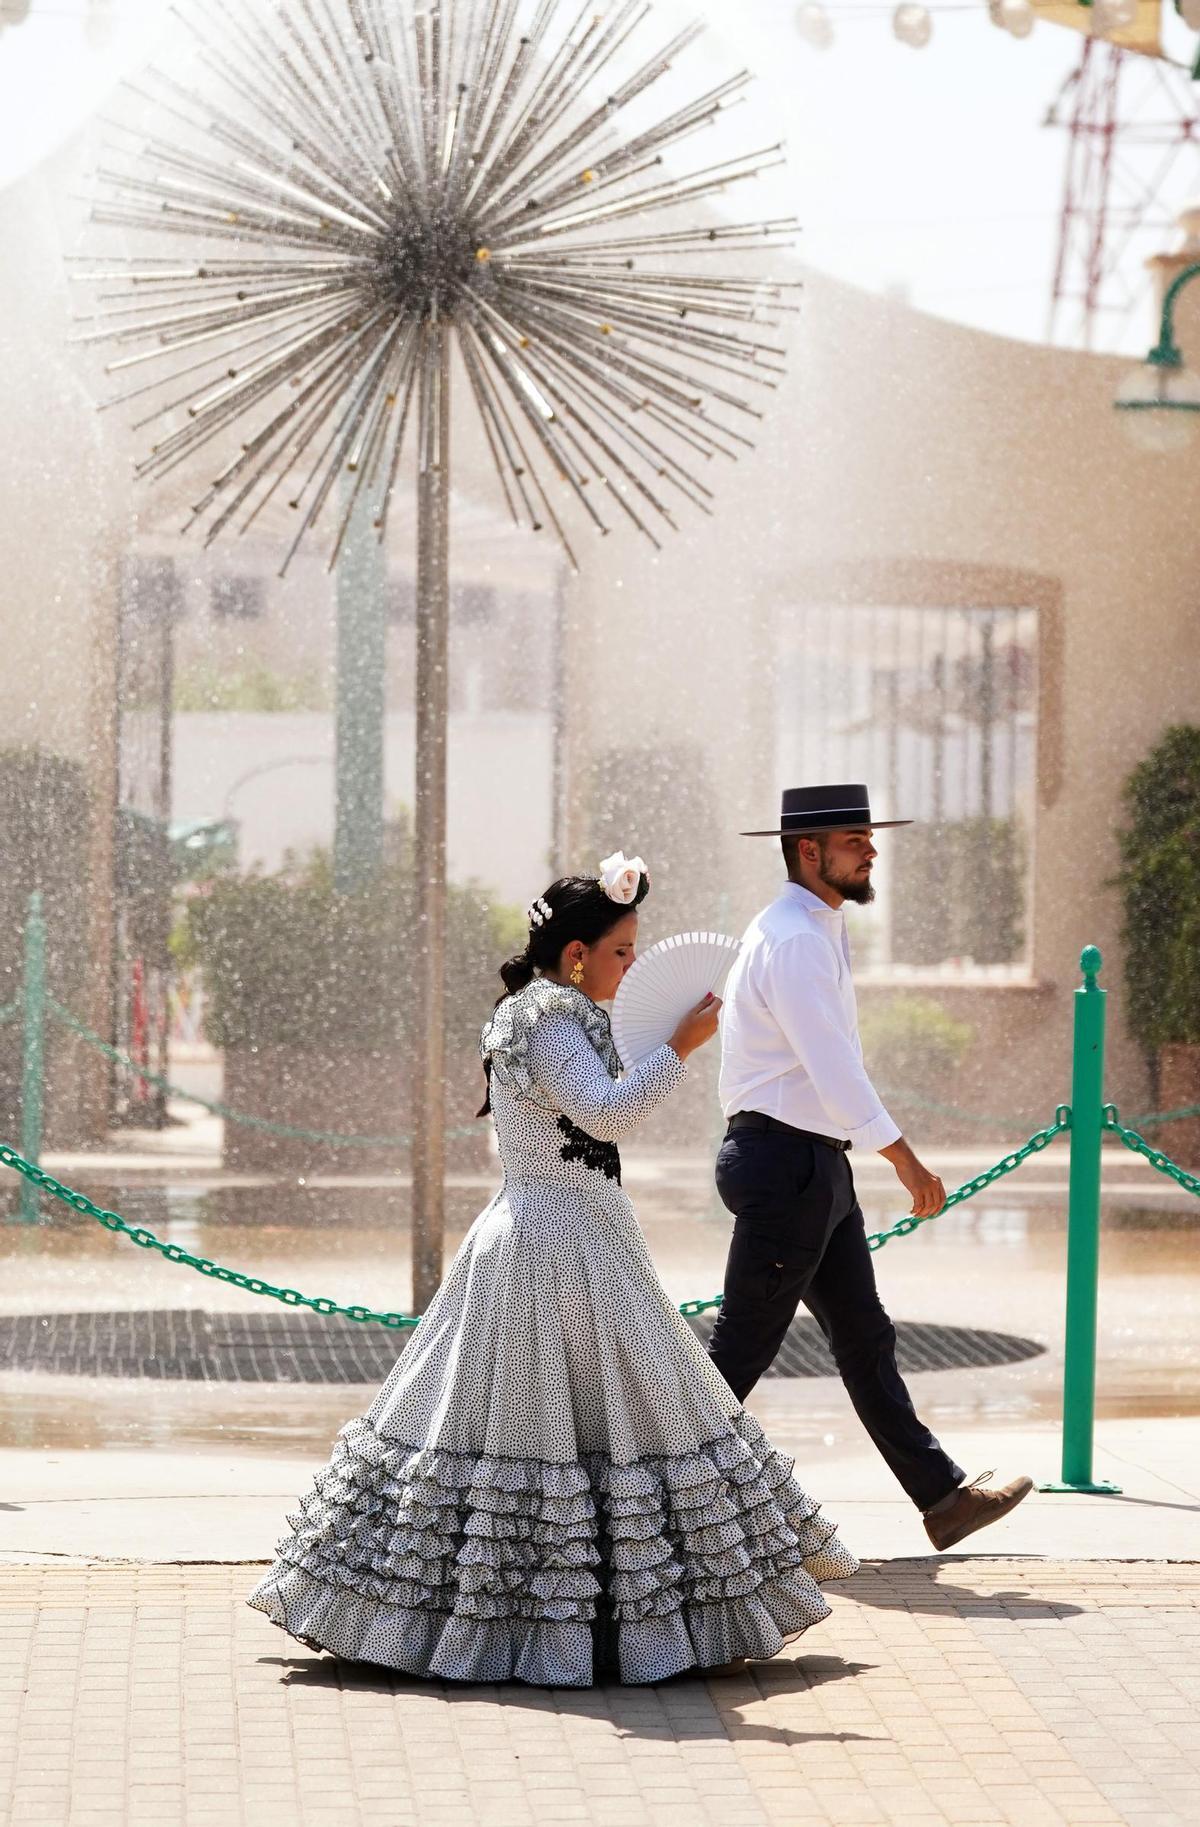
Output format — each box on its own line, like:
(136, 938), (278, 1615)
(73, 0), (794, 1307)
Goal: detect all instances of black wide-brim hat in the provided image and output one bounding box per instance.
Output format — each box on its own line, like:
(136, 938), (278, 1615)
(741, 783), (912, 838)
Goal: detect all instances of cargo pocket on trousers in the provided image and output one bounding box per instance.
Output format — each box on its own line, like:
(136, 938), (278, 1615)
(729, 1224), (791, 1306)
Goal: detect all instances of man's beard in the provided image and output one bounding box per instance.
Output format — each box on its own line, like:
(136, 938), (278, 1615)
(818, 854), (876, 906)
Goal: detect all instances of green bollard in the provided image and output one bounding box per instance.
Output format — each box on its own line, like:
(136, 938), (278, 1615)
(1039, 945), (1120, 1494)
(17, 891), (46, 1226)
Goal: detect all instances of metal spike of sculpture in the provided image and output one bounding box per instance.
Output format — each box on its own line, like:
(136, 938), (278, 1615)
(74, 0), (794, 1311)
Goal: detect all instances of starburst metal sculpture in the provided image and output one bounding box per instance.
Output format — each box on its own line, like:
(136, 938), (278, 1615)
(75, 0), (793, 1309)
(80, 0), (792, 568)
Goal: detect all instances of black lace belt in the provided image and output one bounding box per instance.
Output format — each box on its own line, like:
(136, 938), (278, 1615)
(555, 1115), (621, 1183)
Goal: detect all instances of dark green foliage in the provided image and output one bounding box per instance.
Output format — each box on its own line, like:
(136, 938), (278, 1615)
(178, 842), (524, 1054)
(858, 996), (973, 1092)
(890, 817), (1025, 967)
(173, 659), (329, 713)
(0, 747), (92, 1140)
(1115, 725), (1200, 1051)
(116, 807), (173, 962)
(0, 747), (91, 1010)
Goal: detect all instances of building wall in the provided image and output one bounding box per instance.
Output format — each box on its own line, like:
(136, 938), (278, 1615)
(7, 122), (1200, 1145)
(172, 710), (552, 907)
(564, 267), (1200, 1135)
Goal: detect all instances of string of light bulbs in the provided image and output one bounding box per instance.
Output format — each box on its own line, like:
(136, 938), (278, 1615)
(796, 0), (1200, 50)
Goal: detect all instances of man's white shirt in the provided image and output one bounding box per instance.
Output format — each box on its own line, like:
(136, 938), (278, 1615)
(718, 882), (901, 1152)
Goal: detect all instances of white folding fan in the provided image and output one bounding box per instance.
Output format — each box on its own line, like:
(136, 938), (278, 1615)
(611, 931), (741, 1071)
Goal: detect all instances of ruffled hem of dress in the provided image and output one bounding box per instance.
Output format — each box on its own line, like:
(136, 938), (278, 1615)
(247, 1563), (843, 1686)
(246, 1410), (858, 1684)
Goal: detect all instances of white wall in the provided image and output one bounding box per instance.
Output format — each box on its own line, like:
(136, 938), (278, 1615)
(173, 711), (553, 908)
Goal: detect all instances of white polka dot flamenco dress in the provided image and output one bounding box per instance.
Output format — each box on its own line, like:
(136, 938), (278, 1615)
(248, 979), (857, 1685)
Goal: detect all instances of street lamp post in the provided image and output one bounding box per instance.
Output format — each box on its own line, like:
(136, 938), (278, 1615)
(1113, 261), (1200, 450)
(221, 756), (332, 827)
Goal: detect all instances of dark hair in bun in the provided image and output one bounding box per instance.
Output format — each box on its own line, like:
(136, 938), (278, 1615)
(477, 868), (650, 1116)
(498, 870), (650, 999)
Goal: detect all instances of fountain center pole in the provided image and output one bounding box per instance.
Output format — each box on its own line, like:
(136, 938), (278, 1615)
(412, 318), (450, 1313)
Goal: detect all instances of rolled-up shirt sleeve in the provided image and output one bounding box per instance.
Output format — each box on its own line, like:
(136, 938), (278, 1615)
(527, 1011), (686, 1143)
(760, 935), (901, 1152)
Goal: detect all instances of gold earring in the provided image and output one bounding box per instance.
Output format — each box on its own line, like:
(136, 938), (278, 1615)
(570, 958), (585, 987)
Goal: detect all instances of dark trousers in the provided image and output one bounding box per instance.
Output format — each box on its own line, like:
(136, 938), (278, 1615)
(707, 1123), (963, 1512)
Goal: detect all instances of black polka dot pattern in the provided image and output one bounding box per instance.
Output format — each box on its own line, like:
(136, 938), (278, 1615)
(247, 979), (857, 1684)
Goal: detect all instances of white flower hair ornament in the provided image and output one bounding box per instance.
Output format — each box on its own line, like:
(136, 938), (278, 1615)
(527, 896), (554, 929)
(597, 851), (649, 906)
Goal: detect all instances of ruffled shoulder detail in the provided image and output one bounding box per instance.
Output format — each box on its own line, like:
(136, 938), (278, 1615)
(480, 979), (621, 1105)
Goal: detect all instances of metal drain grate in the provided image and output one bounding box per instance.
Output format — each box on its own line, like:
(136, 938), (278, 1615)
(687, 1312), (1045, 1378)
(0, 1310), (1045, 1384)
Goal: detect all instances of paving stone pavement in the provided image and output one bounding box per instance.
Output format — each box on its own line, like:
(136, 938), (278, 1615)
(0, 1560), (1197, 1827)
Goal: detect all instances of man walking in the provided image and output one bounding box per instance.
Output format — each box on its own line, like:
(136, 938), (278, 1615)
(709, 784), (1032, 1551)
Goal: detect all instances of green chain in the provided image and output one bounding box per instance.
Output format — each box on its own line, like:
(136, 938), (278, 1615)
(0, 1143), (422, 1328)
(815, 1083), (1200, 1135)
(508, 1114), (1075, 1311)
(692, 1118), (1075, 1303)
(0, 1111), (1073, 1332)
(861, 1105), (1072, 1252)
(876, 1084), (1039, 1130)
(1102, 1105), (1200, 1197)
(48, 1001), (477, 1150)
(0, 1140), (723, 1328)
(37, 999), (1200, 1150)
(1126, 1101), (1200, 1131)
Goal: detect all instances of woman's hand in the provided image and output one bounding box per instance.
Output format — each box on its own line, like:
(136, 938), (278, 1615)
(669, 993), (722, 1062)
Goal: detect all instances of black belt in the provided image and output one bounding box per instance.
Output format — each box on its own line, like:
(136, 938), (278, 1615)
(726, 1111), (852, 1152)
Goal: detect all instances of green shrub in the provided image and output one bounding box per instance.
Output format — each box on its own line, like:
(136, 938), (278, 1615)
(1115, 725), (1200, 1051)
(174, 659), (329, 713)
(178, 843), (524, 1054)
(859, 996), (973, 1093)
(0, 746), (91, 1010)
(0, 747), (92, 1140)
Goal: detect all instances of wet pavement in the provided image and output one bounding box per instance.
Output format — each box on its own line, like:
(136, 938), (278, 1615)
(0, 1142), (1196, 1569)
(0, 1149), (1196, 1465)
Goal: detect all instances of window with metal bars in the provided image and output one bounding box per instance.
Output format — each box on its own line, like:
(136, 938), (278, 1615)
(774, 603), (1038, 977)
(210, 574), (265, 621)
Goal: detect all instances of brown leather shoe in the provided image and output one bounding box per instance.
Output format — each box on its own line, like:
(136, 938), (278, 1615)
(923, 1470), (1034, 1551)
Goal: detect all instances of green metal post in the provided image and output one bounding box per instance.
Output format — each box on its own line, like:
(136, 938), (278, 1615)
(17, 891), (46, 1225)
(1040, 945), (1120, 1494)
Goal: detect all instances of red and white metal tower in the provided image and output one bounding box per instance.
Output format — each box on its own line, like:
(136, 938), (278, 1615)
(1046, 32), (1200, 350)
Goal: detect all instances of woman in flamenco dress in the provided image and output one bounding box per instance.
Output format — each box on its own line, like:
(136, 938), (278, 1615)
(249, 852), (857, 1685)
